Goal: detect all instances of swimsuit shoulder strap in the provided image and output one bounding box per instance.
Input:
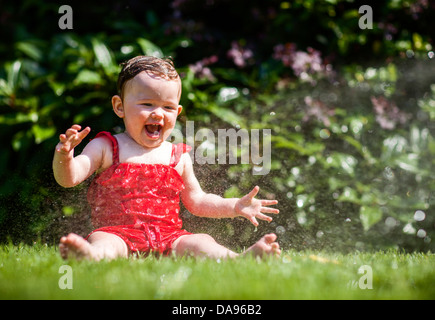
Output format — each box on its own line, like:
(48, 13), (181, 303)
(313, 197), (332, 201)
(169, 143), (192, 167)
(94, 131), (120, 164)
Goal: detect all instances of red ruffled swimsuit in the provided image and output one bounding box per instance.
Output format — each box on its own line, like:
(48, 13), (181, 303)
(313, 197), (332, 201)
(86, 131), (192, 255)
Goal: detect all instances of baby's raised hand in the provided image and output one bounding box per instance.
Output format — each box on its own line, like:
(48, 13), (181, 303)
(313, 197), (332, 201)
(235, 186), (279, 227)
(56, 124), (91, 156)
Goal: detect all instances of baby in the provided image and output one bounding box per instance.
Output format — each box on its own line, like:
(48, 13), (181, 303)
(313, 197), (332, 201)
(54, 55), (280, 261)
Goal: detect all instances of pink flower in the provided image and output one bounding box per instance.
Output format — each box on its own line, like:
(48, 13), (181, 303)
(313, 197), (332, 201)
(273, 43), (297, 67)
(273, 43), (326, 84)
(371, 96), (411, 130)
(227, 41), (254, 68)
(303, 96), (335, 127)
(189, 55), (218, 81)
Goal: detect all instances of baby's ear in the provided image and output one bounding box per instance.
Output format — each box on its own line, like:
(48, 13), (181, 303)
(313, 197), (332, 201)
(112, 95), (125, 118)
(177, 105), (183, 116)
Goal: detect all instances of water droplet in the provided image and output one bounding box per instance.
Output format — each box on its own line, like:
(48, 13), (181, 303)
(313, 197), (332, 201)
(287, 180), (295, 188)
(308, 156), (316, 165)
(296, 199), (304, 208)
(296, 211), (306, 225)
(218, 87), (239, 102)
(406, 49), (414, 58)
(276, 226), (286, 235)
(383, 166), (394, 180)
(385, 216), (397, 228)
(417, 229), (427, 238)
(291, 167), (300, 176)
(414, 210), (426, 221)
(319, 128), (331, 139)
(403, 223), (416, 235)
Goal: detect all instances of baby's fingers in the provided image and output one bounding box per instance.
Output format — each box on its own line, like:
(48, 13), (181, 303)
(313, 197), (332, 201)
(76, 126), (91, 140)
(260, 199), (278, 206)
(261, 206), (280, 214)
(248, 216), (259, 227)
(57, 125), (90, 153)
(256, 213), (273, 223)
(65, 126), (90, 141)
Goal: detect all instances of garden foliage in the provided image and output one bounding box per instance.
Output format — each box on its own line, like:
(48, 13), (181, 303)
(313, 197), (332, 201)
(0, 0), (434, 252)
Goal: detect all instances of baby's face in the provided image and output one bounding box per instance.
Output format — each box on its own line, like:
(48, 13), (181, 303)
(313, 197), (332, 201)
(116, 71), (182, 148)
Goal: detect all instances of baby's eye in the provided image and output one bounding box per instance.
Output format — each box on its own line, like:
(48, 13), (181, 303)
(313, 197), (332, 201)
(141, 103), (153, 107)
(164, 106), (176, 110)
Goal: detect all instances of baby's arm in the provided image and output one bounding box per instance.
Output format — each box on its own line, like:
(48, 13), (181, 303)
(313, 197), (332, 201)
(53, 125), (105, 188)
(180, 153), (279, 226)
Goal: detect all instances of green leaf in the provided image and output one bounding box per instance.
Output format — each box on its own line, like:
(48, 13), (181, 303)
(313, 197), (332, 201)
(360, 205), (383, 231)
(16, 41), (43, 61)
(74, 69), (103, 85)
(0, 112), (38, 125)
(62, 206), (76, 217)
(381, 135), (407, 161)
(31, 124), (56, 144)
(325, 152), (357, 176)
(91, 38), (117, 76)
(137, 38), (163, 58)
(0, 78), (12, 96)
(7, 60), (22, 92)
(394, 153), (420, 173)
(272, 136), (312, 155)
(338, 187), (359, 204)
(224, 186), (242, 198)
(207, 104), (244, 127)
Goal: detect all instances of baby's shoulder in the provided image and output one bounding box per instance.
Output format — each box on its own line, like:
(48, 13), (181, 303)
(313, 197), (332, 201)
(87, 134), (115, 171)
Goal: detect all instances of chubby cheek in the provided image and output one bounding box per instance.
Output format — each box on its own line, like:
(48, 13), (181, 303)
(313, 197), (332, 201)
(162, 121), (175, 135)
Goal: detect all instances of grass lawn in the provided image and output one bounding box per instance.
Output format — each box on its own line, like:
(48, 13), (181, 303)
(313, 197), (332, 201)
(0, 243), (434, 300)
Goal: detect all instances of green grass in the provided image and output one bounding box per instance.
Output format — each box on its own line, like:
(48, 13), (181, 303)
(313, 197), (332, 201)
(0, 243), (434, 300)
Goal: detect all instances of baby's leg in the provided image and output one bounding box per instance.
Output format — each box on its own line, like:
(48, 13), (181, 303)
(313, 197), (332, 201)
(172, 233), (280, 259)
(59, 232), (128, 261)
(172, 233), (238, 259)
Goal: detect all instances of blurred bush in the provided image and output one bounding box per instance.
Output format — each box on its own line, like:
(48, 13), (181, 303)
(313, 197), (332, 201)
(0, 0), (434, 252)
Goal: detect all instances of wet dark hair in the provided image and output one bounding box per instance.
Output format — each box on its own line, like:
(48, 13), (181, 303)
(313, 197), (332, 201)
(117, 55), (180, 100)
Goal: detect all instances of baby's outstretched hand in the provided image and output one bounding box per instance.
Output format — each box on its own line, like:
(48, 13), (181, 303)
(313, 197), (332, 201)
(56, 124), (91, 156)
(235, 186), (279, 227)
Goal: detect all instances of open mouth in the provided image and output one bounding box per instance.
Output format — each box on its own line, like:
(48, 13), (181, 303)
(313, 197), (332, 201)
(145, 124), (162, 138)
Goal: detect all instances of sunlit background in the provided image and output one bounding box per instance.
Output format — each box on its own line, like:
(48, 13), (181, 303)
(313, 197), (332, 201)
(0, 0), (434, 252)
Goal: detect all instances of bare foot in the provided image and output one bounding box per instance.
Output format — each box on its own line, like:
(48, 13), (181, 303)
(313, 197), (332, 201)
(59, 233), (99, 261)
(244, 233), (281, 258)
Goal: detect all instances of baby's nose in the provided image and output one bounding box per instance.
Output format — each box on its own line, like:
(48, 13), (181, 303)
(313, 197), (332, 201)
(151, 108), (164, 119)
